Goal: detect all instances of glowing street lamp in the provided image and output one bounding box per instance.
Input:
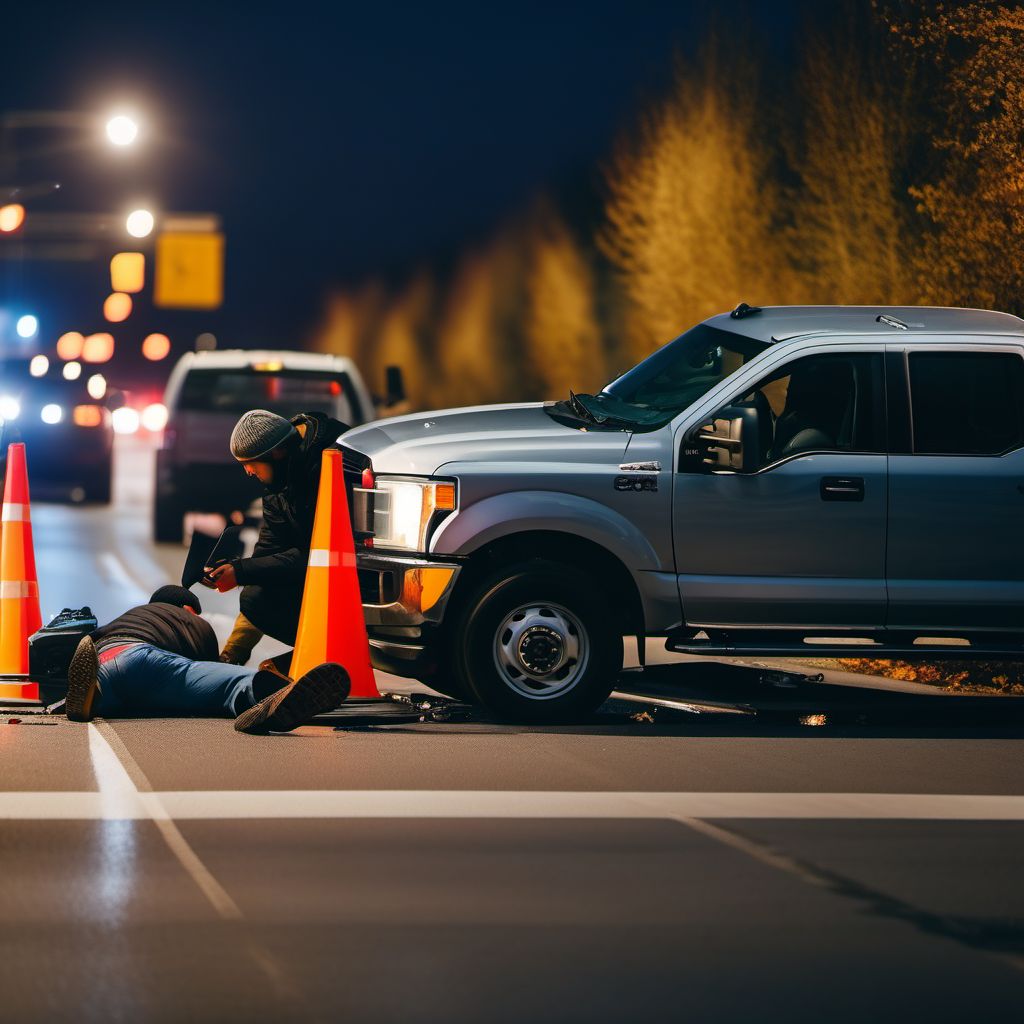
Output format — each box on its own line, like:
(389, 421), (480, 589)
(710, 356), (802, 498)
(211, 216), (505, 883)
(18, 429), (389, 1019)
(0, 204), (25, 233)
(142, 333), (171, 360)
(110, 252), (145, 293)
(56, 331), (84, 360)
(105, 114), (139, 147)
(16, 314), (38, 339)
(103, 292), (133, 323)
(86, 373), (107, 400)
(126, 209), (154, 238)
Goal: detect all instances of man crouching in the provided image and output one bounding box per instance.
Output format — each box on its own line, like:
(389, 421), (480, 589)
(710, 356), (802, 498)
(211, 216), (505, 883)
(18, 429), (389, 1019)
(63, 585), (348, 734)
(205, 408), (348, 667)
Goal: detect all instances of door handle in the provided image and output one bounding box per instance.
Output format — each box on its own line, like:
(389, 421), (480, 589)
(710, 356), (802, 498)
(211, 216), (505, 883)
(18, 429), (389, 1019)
(820, 476), (864, 502)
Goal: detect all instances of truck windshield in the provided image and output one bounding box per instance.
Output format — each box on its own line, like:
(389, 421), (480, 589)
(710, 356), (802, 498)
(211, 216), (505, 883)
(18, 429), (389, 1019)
(564, 324), (768, 430)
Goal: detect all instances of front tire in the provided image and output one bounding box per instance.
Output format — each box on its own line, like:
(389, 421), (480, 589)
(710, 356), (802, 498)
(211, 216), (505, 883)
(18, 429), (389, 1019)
(449, 560), (622, 723)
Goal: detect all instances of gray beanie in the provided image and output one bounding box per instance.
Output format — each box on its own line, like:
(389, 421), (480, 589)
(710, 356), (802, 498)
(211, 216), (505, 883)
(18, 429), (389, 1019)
(230, 409), (297, 461)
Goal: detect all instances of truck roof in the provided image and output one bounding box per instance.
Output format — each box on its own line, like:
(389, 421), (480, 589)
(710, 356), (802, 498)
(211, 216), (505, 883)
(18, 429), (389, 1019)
(705, 305), (1024, 345)
(178, 349), (359, 370)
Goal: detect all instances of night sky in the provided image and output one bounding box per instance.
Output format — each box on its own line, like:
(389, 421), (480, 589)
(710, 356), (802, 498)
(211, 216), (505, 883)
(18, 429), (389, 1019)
(0, 1), (795, 375)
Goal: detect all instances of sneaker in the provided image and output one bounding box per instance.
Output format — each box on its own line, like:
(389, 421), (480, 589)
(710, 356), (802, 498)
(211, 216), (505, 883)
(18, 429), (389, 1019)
(234, 662), (349, 735)
(66, 636), (100, 722)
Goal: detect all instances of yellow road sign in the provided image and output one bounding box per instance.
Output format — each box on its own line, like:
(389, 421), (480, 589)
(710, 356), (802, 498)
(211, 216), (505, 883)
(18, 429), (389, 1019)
(154, 232), (224, 309)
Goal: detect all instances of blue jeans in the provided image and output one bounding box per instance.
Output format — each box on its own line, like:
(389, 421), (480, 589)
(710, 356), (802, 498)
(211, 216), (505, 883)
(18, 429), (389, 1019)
(97, 644), (266, 718)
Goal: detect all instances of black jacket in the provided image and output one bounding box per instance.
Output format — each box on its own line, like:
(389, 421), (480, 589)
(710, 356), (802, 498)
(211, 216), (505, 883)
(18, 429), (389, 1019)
(93, 603), (219, 661)
(232, 411), (348, 587)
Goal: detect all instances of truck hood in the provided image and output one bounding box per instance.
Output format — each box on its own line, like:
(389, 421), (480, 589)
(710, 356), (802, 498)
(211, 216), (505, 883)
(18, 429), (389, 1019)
(341, 402), (630, 475)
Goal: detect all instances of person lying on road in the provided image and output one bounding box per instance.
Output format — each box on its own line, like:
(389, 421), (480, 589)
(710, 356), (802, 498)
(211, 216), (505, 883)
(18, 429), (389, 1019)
(64, 585), (348, 734)
(205, 408), (348, 669)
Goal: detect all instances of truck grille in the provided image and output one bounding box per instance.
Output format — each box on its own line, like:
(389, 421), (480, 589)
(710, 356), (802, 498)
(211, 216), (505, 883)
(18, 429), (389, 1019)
(341, 444), (373, 537)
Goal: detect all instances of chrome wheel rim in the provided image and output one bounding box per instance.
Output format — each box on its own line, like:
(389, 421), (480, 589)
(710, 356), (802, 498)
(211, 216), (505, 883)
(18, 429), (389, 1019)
(493, 601), (589, 700)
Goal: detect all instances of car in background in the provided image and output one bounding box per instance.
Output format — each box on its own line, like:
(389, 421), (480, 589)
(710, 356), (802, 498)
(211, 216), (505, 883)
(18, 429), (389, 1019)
(154, 349), (377, 542)
(0, 361), (113, 504)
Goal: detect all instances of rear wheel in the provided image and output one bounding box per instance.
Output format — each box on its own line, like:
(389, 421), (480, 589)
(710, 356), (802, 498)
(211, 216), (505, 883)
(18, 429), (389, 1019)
(449, 560), (622, 723)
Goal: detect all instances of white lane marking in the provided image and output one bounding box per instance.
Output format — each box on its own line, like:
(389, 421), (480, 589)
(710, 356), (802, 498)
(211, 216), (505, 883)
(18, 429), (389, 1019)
(87, 722), (148, 818)
(7, 789), (1024, 821)
(87, 724), (241, 919)
(98, 552), (149, 605)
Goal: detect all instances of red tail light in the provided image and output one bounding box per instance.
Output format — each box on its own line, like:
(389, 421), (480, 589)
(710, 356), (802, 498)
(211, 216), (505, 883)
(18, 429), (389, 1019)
(360, 467), (375, 489)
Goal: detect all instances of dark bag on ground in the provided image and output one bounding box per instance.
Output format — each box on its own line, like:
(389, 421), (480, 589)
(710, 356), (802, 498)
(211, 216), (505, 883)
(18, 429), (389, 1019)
(29, 606), (99, 696)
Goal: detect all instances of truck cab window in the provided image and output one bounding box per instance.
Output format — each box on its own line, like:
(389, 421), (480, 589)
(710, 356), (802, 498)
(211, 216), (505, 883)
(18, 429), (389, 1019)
(908, 351), (1024, 455)
(693, 352), (883, 473)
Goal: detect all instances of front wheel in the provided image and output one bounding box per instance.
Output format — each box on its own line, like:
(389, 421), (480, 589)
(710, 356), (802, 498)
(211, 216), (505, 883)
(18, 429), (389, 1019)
(449, 560), (622, 723)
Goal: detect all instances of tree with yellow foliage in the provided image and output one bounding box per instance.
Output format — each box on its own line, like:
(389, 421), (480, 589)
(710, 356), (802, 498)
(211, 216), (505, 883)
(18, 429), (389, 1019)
(434, 248), (507, 407)
(523, 202), (603, 399)
(308, 280), (386, 368)
(368, 273), (433, 408)
(882, 2), (1024, 311)
(601, 47), (782, 365)
(787, 5), (918, 305)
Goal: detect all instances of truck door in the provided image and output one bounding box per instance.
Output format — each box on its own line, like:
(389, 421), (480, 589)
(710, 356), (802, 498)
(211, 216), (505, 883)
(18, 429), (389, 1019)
(886, 344), (1024, 631)
(673, 349), (888, 629)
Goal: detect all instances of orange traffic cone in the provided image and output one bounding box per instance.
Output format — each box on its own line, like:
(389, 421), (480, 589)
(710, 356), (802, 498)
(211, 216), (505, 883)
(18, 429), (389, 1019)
(0, 443), (42, 702)
(289, 448), (379, 697)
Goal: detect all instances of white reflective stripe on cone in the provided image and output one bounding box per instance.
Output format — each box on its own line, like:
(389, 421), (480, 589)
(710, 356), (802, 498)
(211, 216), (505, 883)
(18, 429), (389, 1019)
(1, 504), (30, 522)
(308, 549), (356, 568)
(0, 581), (37, 599)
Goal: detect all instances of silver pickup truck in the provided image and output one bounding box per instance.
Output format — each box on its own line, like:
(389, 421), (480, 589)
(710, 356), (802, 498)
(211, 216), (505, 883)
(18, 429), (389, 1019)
(341, 305), (1024, 721)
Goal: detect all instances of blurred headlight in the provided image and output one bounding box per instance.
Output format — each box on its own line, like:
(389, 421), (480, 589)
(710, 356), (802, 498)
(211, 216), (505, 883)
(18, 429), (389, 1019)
(141, 402), (168, 432)
(0, 396), (21, 421)
(73, 405), (103, 428)
(41, 404), (63, 425)
(362, 476), (457, 552)
(111, 407), (140, 435)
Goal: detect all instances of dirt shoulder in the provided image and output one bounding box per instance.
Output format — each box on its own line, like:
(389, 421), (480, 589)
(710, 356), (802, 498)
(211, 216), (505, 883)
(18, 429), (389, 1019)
(795, 658), (1024, 696)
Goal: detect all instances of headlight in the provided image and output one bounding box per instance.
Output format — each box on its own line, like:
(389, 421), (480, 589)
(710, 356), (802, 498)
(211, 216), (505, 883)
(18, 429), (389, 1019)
(0, 396), (20, 421)
(363, 476), (457, 552)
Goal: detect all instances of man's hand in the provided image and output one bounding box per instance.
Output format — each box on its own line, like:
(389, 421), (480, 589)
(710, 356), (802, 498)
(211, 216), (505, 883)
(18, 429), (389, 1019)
(202, 563), (238, 592)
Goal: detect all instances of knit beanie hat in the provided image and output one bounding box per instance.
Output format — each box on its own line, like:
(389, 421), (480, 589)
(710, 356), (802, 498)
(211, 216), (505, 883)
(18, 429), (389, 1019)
(229, 409), (297, 461)
(150, 585), (202, 613)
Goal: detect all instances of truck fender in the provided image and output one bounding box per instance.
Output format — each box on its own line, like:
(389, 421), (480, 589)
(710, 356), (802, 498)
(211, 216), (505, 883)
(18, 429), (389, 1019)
(430, 490), (664, 572)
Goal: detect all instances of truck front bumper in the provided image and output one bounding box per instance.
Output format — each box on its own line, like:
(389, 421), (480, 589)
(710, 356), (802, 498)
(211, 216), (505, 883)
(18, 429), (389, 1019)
(358, 552), (462, 677)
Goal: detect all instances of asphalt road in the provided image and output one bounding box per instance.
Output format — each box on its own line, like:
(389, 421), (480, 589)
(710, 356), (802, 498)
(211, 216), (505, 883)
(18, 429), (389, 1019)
(3, 436), (1024, 1022)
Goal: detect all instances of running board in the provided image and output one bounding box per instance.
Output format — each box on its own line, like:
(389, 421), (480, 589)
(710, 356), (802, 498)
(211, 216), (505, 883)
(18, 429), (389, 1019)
(667, 637), (1024, 660)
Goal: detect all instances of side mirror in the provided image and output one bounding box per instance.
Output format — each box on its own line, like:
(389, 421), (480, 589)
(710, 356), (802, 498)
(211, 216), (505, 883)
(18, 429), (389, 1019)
(384, 365), (406, 407)
(695, 405), (760, 472)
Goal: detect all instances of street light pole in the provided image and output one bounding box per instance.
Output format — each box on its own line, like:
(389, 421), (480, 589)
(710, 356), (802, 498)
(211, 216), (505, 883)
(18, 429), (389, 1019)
(1, 110), (140, 193)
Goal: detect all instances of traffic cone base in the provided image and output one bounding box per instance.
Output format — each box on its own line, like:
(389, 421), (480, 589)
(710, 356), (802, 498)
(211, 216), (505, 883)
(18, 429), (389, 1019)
(289, 449), (379, 697)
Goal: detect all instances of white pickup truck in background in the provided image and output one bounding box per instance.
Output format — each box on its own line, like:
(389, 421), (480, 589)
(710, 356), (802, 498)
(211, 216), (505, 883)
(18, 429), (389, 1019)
(153, 349), (380, 543)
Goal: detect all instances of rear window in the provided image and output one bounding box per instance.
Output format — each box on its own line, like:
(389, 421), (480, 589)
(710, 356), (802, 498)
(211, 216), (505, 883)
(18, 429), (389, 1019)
(176, 368), (358, 421)
(908, 351), (1024, 455)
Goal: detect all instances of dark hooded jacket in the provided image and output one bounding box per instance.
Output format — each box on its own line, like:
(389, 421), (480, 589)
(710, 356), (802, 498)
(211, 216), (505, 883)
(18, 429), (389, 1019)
(231, 411), (347, 587)
(93, 603), (219, 661)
